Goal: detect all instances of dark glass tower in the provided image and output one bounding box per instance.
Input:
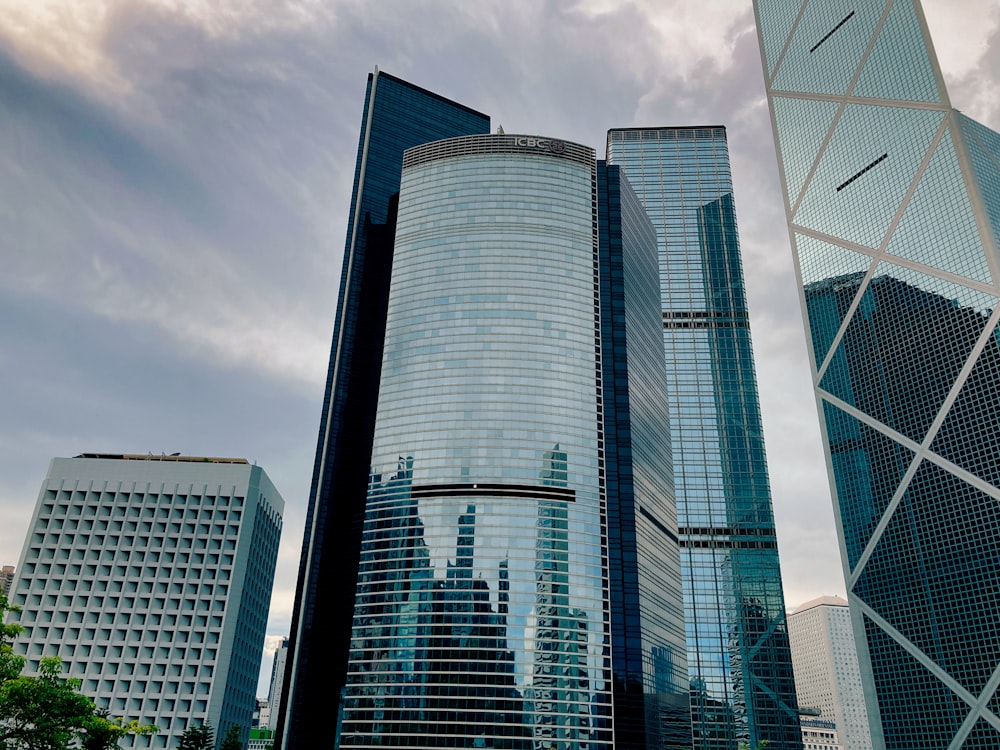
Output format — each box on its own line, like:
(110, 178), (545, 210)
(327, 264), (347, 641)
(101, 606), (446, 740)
(277, 70), (490, 750)
(755, 0), (1000, 746)
(599, 162), (692, 749)
(607, 126), (803, 749)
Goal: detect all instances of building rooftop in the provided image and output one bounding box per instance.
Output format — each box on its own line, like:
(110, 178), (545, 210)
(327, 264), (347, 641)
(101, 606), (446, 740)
(792, 595), (849, 614)
(74, 452), (249, 465)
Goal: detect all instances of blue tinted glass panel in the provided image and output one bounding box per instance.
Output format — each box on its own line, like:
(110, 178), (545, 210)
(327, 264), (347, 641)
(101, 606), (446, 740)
(773, 95), (840, 205)
(861, 614), (968, 749)
(855, 460), (1000, 696)
(959, 113), (1000, 263)
(772, 2), (885, 96)
(795, 105), (944, 250)
(797, 232), (874, 367)
(930, 321), (1000, 487)
(755, 0), (805, 78)
(853, 0), (942, 103)
(885, 129), (991, 283)
(820, 400), (915, 570)
(818, 261), (996, 444)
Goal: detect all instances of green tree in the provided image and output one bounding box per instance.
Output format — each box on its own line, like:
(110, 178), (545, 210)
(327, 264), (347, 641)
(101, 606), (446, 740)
(0, 593), (156, 750)
(219, 725), (242, 750)
(178, 721), (214, 750)
(81, 708), (158, 750)
(738, 741), (770, 750)
(0, 655), (95, 750)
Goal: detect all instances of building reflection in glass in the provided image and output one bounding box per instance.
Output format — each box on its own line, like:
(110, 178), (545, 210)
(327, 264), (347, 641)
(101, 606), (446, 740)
(339, 135), (614, 749)
(528, 447), (592, 748)
(607, 127), (801, 749)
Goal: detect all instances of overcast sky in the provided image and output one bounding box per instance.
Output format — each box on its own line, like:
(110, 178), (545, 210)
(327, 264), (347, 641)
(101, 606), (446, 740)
(1, 0), (998, 698)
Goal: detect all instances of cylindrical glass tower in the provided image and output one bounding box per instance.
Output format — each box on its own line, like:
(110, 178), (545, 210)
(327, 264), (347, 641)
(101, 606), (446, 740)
(338, 134), (612, 749)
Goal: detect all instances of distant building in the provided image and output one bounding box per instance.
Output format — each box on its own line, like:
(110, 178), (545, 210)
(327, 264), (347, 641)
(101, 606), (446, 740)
(247, 728), (275, 750)
(0, 565), (14, 596)
(253, 698), (269, 730)
(789, 597), (872, 750)
(8, 453), (284, 748)
(281, 69), (693, 749)
(607, 125), (802, 750)
(265, 637), (288, 730)
(799, 718), (840, 750)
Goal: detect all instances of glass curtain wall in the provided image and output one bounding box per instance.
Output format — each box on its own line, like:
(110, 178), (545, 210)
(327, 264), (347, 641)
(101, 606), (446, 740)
(754, 0), (1000, 746)
(607, 126), (802, 750)
(339, 134), (611, 750)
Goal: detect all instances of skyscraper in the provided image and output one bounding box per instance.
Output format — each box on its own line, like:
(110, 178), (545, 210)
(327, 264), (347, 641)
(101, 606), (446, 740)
(266, 637), (288, 731)
(606, 127), (803, 749)
(8, 453), (284, 749)
(0, 565), (14, 596)
(278, 69), (490, 749)
(280, 62), (697, 744)
(754, 0), (1000, 746)
(333, 131), (688, 749)
(788, 596), (873, 750)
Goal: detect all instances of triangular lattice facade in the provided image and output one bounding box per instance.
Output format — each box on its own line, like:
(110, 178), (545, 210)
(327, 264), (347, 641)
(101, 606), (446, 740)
(754, 1), (1000, 748)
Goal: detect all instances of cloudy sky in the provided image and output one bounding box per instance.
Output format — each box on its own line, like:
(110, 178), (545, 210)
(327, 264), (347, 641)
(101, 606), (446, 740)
(2, 0), (998, 697)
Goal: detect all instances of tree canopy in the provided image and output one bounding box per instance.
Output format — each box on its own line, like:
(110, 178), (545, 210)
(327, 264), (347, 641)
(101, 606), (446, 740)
(220, 725), (243, 750)
(0, 593), (157, 750)
(178, 721), (214, 750)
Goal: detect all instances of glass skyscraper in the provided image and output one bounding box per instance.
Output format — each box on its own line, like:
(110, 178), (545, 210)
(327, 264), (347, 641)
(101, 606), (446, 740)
(281, 71), (693, 748)
(335, 133), (689, 749)
(607, 127), (803, 749)
(754, 0), (1000, 747)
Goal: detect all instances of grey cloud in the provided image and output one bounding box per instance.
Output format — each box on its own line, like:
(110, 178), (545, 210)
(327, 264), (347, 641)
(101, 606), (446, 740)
(17, 0), (992, 693)
(0, 44), (217, 228)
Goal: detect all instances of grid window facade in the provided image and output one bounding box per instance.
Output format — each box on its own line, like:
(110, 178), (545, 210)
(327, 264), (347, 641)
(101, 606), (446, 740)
(10, 456), (283, 749)
(598, 162), (691, 748)
(607, 126), (802, 749)
(788, 598), (873, 750)
(755, 0), (1000, 747)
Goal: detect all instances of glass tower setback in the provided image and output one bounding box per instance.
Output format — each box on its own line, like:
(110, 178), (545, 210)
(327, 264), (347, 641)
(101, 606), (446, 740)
(607, 127), (803, 750)
(279, 70), (489, 750)
(754, 0), (1000, 747)
(598, 162), (692, 749)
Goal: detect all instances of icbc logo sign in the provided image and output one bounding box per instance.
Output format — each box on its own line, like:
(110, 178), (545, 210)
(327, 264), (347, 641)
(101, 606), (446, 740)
(513, 137), (567, 154)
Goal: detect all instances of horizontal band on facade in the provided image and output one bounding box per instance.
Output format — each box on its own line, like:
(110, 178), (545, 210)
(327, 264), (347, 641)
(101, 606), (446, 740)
(679, 526), (778, 538)
(679, 539), (778, 550)
(663, 320), (749, 329)
(638, 506), (679, 544)
(662, 311), (748, 319)
(409, 482), (576, 502)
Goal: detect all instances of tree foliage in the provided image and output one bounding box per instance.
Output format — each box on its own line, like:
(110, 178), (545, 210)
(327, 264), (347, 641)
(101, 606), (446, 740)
(220, 725), (243, 750)
(0, 593), (156, 750)
(0, 656), (94, 750)
(81, 709), (158, 750)
(178, 721), (214, 750)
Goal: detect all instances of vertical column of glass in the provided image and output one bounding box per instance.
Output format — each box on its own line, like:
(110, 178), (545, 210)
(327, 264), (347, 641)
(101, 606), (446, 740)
(339, 136), (612, 750)
(608, 127), (801, 750)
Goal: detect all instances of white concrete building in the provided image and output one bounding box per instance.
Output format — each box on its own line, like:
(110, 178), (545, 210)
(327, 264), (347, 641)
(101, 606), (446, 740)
(789, 596), (873, 750)
(8, 453), (284, 748)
